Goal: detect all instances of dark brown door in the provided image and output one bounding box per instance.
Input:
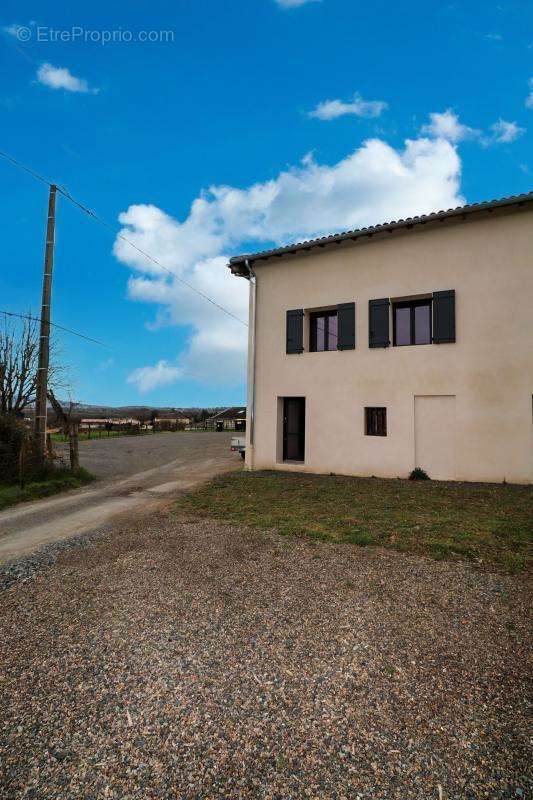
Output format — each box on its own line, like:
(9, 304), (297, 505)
(283, 398), (305, 461)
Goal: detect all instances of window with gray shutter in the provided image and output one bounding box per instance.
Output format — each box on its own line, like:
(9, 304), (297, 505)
(432, 290), (455, 343)
(286, 309), (304, 354)
(337, 302), (356, 350)
(369, 299), (390, 348)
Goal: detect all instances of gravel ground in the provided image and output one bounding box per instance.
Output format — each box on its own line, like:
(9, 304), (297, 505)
(55, 431), (233, 481)
(0, 511), (530, 799)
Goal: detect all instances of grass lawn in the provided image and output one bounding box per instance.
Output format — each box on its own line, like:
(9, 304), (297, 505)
(50, 429), (163, 443)
(0, 468), (94, 512)
(51, 430), (120, 442)
(176, 470), (533, 573)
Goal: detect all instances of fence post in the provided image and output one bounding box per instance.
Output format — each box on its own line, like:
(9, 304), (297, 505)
(18, 437), (28, 488)
(69, 423), (79, 472)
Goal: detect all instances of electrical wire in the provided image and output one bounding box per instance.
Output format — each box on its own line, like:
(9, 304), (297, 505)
(0, 310), (110, 348)
(0, 149), (248, 327)
(0, 148), (53, 187)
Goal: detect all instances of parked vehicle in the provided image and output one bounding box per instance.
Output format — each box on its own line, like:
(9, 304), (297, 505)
(231, 436), (245, 459)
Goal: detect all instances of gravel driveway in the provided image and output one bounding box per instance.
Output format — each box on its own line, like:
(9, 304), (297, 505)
(56, 431), (233, 482)
(0, 511), (530, 799)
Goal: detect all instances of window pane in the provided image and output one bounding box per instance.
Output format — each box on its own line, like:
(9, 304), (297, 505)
(414, 304), (431, 344)
(365, 407), (387, 436)
(327, 314), (338, 350)
(395, 307), (411, 345)
(315, 316), (325, 351)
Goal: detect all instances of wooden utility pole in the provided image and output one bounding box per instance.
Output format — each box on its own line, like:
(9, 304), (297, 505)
(34, 184), (57, 468)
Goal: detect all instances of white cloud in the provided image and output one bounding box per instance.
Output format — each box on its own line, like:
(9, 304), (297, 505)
(526, 78), (533, 109)
(36, 63), (97, 94)
(115, 136), (463, 392)
(310, 94), (388, 120)
(490, 118), (525, 143)
(484, 33), (502, 41)
(275, 0), (321, 7)
(422, 109), (526, 147)
(127, 360), (183, 393)
(421, 109), (480, 143)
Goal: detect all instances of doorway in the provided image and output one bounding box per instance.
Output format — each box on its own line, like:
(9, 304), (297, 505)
(283, 397), (306, 462)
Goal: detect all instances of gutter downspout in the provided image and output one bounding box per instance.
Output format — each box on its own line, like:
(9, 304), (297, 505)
(245, 258), (256, 470)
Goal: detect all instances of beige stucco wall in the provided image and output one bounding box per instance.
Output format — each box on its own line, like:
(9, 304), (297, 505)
(244, 206), (533, 484)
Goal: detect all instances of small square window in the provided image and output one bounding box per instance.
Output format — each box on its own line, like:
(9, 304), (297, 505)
(365, 407), (387, 436)
(393, 299), (431, 346)
(310, 311), (338, 352)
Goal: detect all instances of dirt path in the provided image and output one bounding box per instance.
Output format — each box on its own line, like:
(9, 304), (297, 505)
(0, 432), (240, 563)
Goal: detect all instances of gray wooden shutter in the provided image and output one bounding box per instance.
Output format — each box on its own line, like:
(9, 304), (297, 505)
(433, 290), (455, 343)
(369, 299), (390, 347)
(286, 309), (304, 354)
(337, 302), (356, 350)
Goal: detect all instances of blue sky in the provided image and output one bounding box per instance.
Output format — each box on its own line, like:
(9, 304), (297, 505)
(1, 0), (532, 407)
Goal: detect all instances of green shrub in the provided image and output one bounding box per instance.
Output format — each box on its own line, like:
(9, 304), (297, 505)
(0, 467), (94, 511)
(409, 467), (430, 481)
(0, 413), (29, 485)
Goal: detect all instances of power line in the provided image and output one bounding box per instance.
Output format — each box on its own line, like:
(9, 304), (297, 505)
(0, 149), (249, 328)
(0, 310), (110, 348)
(0, 149), (53, 188)
(59, 185), (248, 327)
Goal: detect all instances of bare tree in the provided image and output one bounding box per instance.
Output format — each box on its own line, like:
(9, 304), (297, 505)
(134, 408), (151, 431)
(47, 389), (81, 470)
(0, 313), (66, 416)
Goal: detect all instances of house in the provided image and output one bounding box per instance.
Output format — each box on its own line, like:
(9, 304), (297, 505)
(205, 407), (247, 432)
(80, 418), (141, 430)
(229, 193), (533, 484)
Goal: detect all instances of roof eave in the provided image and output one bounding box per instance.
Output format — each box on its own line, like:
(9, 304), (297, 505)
(227, 191), (533, 272)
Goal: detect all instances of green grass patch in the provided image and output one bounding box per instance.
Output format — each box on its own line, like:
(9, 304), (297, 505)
(176, 470), (533, 573)
(0, 468), (95, 511)
(51, 430), (121, 442)
(50, 429), (165, 443)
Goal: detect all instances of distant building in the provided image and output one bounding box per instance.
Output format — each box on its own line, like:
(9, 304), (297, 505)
(80, 418), (141, 429)
(205, 407), (246, 432)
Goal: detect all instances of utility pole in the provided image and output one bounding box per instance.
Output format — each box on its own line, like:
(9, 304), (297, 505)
(34, 184), (57, 468)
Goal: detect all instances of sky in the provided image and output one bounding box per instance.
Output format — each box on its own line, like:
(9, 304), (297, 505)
(1, 0), (532, 407)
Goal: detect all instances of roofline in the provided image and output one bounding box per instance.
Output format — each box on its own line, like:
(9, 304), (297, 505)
(207, 406), (246, 420)
(228, 191), (533, 276)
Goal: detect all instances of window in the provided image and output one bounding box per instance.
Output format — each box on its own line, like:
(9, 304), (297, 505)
(365, 407), (387, 437)
(310, 310), (338, 351)
(393, 299), (431, 346)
